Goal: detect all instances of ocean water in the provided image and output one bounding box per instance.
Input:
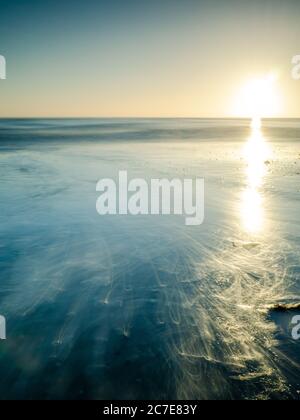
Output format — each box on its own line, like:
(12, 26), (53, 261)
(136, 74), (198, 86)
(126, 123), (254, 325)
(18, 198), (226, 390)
(0, 118), (299, 400)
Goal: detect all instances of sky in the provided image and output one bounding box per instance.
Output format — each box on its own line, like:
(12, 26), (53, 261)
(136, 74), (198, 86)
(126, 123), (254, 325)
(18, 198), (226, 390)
(0, 0), (299, 118)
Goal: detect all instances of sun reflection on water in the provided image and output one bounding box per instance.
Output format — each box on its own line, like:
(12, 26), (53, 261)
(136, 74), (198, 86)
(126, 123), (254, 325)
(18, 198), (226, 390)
(240, 118), (272, 234)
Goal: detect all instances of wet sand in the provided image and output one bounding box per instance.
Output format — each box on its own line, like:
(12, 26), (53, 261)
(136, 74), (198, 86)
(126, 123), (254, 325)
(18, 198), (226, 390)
(0, 118), (299, 399)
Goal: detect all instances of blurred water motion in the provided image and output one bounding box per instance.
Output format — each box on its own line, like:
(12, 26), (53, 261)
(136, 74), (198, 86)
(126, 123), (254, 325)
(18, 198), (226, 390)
(240, 118), (272, 234)
(0, 118), (300, 400)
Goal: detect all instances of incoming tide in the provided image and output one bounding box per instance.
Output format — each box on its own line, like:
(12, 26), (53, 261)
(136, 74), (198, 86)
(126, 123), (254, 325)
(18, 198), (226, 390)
(0, 118), (300, 399)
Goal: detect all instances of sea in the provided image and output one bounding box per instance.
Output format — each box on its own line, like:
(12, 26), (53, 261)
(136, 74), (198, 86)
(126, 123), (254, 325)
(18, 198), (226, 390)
(0, 118), (299, 400)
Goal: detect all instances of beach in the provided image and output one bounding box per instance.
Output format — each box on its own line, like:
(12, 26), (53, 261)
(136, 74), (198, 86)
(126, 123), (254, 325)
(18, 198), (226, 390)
(0, 118), (299, 399)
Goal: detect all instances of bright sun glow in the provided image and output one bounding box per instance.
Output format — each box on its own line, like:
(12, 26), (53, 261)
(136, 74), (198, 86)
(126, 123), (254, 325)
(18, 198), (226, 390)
(233, 73), (282, 119)
(240, 121), (273, 234)
(233, 73), (280, 233)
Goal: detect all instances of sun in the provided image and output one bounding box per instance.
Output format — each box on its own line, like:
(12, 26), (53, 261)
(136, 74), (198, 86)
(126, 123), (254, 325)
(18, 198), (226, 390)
(232, 73), (282, 120)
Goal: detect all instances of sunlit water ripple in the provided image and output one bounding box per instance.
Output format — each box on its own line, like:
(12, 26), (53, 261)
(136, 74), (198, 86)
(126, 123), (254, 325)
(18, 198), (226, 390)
(0, 118), (300, 399)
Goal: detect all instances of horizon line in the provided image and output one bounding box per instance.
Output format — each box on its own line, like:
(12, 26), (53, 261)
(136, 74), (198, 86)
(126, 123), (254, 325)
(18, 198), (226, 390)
(0, 116), (300, 120)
